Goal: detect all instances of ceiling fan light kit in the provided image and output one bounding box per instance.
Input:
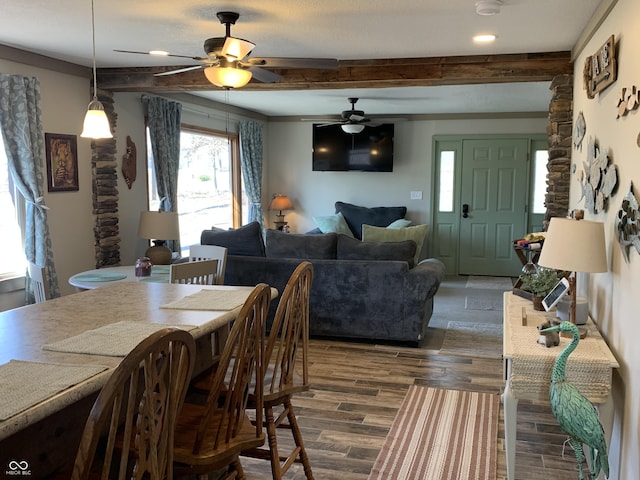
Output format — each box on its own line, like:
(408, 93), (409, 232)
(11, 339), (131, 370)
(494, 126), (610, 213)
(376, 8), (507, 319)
(342, 124), (365, 134)
(475, 0), (503, 15)
(81, 0), (112, 139)
(204, 64), (252, 89)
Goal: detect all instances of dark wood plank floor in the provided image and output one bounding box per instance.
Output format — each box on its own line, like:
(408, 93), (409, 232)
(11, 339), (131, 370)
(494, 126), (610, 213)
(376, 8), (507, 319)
(239, 339), (588, 479)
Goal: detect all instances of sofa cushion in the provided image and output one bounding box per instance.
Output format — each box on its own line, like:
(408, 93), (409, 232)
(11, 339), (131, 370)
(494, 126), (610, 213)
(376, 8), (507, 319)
(336, 234), (416, 267)
(266, 229), (337, 259)
(312, 212), (354, 237)
(387, 218), (413, 229)
(362, 224), (428, 266)
(200, 221), (265, 257)
(335, 201), (407, 239)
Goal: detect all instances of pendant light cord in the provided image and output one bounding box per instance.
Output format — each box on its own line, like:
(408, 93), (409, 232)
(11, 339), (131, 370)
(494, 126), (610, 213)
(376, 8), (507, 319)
(90, 0), (98, 101)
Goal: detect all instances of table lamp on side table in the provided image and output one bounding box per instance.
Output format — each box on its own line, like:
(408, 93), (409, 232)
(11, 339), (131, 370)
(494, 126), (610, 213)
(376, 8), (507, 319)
(537, 217), (607, 337)
(269, 194), (294, 231)
(138, 211), (180, 265)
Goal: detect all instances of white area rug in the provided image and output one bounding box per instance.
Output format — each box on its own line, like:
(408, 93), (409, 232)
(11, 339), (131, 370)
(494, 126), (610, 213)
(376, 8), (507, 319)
(439, 321), (503, 359)
(465, 275), (513, 290)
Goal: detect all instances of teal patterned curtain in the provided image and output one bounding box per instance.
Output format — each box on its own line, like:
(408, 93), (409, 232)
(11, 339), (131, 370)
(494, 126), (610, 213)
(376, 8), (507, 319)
(143, 95), (182, 254)
(0, 74), (60, 300)
(239, 120), (264, 227)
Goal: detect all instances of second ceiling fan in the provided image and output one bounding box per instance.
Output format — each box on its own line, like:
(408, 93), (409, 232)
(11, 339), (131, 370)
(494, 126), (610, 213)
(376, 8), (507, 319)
(306, 98), (406, 134)
(115, 11), (338, 88)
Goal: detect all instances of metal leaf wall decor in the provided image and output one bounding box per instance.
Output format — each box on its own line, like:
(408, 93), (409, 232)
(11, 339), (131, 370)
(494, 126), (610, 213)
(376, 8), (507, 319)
(578, 136), (618, 214)
(615, 183), (640, 263)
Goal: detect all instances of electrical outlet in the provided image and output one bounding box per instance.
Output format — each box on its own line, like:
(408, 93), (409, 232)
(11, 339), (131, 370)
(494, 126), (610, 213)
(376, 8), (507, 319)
(410, 191), (423, 200)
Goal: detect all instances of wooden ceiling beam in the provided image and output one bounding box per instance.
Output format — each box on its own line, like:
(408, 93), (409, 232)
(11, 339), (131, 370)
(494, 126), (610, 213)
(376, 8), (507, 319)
(97, 51), (572, 92)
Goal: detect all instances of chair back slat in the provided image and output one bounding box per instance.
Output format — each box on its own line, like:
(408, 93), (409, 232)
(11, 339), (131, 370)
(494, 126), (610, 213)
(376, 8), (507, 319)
(189, 244), (228, 285)
(191, 283), (271, 455)
(266, 261), (313, 395)
(28, 261), (50, 303)
(170, 259), (218, 285)
(71, 328), (196, 480)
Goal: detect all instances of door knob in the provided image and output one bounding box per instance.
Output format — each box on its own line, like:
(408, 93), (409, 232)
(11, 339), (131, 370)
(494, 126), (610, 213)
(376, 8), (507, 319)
(462, 204), (469, 218)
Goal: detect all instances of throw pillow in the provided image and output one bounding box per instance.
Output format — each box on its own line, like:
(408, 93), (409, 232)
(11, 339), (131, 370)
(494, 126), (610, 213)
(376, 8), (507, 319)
(200, 221), (265, 257)
(335, 201), (407, 240)
(387, 218), (413, 229)
(336, 234), (416, 267)
(312, 212), (354, 237)
(265, 229), (337, 259)
(362, 224), (428, 266)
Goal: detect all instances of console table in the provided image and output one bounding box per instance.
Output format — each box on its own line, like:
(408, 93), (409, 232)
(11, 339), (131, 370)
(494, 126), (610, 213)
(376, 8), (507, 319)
(502, 292), (618, 480)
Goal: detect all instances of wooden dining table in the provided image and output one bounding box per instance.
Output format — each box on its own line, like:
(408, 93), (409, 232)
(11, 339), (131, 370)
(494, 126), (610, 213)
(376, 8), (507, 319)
(0, 281), (276, 479)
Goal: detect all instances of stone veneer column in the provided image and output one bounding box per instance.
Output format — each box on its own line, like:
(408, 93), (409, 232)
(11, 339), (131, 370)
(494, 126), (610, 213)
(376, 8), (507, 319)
(545, 74), (573, 228)
(91, 88), (121, 267)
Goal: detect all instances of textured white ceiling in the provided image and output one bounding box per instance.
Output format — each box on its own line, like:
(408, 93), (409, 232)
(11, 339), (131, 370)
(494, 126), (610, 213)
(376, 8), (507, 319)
(0, 0), (603, 116)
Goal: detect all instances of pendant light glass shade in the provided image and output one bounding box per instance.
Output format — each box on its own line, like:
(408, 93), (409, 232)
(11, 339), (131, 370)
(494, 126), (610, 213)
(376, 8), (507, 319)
(81, 0), (113, 139)
(81, 99), (112, 139)
(204, 66), (252, 89)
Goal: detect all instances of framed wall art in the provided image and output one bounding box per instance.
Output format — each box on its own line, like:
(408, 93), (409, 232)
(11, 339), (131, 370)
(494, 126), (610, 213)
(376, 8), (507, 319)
(45, 133), (79, 192)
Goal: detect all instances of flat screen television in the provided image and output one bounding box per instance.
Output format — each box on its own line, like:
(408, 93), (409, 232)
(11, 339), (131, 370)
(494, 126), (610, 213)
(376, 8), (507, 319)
(312, 123), (394, 172)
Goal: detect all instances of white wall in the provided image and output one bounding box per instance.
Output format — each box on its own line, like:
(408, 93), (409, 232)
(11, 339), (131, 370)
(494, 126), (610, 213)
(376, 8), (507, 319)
(266, 117), (547, 236)
(573, 0), (640, 477)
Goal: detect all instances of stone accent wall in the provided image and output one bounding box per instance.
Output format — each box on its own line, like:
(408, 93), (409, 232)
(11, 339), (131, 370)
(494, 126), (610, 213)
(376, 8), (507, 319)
(545, 74), (573, 228)
(91, 88), (121, 268)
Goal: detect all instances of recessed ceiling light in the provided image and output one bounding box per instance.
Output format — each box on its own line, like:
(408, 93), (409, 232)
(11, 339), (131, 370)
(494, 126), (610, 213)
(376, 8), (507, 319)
(149, 50), (169, 56)
(473, 34), (497, 44)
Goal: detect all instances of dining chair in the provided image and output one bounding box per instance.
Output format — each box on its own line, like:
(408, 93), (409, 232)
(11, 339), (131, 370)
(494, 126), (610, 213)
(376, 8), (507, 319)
(189, 244), (228, 285)
(242, 261), (314, 480)
(28, 261), (50, 303)
(170, 259), (219, 285)
(68, 327), (196, 480)
(172, 283), (272, 480)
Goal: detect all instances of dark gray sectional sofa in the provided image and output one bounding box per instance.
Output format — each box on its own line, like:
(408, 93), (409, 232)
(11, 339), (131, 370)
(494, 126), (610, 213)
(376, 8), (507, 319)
(200, 221), (445, 345)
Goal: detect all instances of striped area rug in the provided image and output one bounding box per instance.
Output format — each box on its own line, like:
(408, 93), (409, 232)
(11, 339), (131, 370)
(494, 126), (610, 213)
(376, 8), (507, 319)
(368, 386), (499, 480)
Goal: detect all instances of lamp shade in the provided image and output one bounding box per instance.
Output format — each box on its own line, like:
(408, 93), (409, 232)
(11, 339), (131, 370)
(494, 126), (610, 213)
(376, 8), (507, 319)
(137, 211), (180, 240)
(341, 124), (365, 134)
(81, 100), (113, 139)
(204, 66), (252, 89)
(538, 217), (607, 273)
(268, 195), (294, 212)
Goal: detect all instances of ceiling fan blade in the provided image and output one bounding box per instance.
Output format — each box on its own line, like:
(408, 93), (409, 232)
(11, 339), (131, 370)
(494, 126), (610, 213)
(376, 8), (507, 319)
(349, 114), (367, 122)
(114, 49), (208, 62)
(154, 65), (205, 76)
(245, 57), (339, 69)
(244, 66), (283, 83)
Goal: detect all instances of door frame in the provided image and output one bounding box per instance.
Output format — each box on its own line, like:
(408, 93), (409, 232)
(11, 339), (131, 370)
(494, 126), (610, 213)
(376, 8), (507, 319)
(430, 134), (547, 275)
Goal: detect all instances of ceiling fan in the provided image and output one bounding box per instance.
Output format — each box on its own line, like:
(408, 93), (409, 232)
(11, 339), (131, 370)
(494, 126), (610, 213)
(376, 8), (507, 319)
(305, 98), (406, 134)
(114, 11), (338, 88)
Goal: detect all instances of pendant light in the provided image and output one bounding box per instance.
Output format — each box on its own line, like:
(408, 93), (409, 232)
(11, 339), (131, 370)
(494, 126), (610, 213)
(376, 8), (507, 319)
(81, 0), (112, 139)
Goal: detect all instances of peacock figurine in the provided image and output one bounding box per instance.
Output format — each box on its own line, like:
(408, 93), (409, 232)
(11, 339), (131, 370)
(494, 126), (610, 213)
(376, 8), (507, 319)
(540, 321), (609, 480)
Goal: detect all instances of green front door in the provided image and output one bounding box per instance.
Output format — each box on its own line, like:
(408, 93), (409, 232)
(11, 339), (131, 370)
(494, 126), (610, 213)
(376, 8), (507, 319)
(458, 138), (528, 276)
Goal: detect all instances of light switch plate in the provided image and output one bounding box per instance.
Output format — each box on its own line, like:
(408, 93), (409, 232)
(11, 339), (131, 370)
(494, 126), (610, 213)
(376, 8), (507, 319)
(410, 191), (423, 200)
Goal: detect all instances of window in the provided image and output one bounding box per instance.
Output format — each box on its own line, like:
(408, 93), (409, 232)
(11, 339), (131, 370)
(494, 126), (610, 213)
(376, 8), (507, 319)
(0, 132), (26, 278)
(438, 150), (455, 212)
(532, 148), (548, 214)
(146, 125), (247, 255)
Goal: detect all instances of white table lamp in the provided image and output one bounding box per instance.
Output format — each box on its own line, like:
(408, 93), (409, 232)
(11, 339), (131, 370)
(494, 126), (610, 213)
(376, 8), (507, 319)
(537, 217), (607, 335)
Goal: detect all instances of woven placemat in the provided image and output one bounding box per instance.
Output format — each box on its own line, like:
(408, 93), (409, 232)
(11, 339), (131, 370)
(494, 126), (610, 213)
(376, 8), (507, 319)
(0, 360), (107, 420)
(160, 288), (249, 311)
(43, 321), (196, 357)
(509, 325), (612, 401)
